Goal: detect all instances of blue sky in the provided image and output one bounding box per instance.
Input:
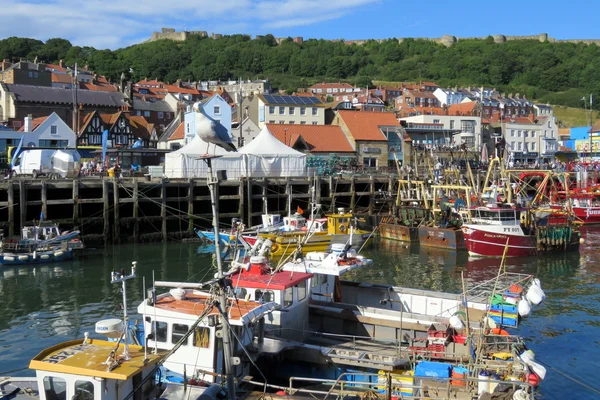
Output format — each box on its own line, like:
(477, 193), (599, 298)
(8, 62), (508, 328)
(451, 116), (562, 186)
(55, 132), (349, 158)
(0, 0), (598, 49)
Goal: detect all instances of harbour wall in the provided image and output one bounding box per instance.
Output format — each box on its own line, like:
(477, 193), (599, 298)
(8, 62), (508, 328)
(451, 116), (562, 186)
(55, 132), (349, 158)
(0, 176), (395, 244)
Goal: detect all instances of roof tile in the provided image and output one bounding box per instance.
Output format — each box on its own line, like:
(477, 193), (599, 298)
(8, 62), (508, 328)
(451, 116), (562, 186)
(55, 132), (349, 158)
(336, 110), (399, 141)
(267, 124), (354, 152)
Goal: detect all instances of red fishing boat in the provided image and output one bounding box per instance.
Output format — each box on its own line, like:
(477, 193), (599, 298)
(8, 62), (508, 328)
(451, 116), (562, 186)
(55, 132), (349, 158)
(461, 205), (581, 257)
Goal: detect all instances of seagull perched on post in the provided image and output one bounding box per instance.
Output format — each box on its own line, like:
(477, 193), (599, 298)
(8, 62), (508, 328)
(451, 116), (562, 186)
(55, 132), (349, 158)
(193, 102), (237, 154)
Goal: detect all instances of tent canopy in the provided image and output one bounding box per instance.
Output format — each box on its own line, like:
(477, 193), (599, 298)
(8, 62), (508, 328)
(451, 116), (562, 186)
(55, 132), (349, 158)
(238, 127), (304, 155)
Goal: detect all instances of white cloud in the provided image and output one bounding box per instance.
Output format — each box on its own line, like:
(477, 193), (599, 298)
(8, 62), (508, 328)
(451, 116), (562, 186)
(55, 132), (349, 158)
(0, 0), (380, 49)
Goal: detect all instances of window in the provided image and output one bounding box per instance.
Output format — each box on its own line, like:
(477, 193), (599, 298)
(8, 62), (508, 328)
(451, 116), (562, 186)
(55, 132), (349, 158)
(234, 287), (247, 298)
(279, 120), (285, 124)
(363, 157), (377, 168)
(289, 107), (295, 115)
(158, 112), (164, 119)
(34, 72), (38, 78)
(485, 109), (489, 115)
(214, 106), (221, 115)
(193, 327), (210, 348)
(433, 119), (440, 124)
(283, 287), (294, 308)
(297, 281), (307, 301)
(144, 111), (150, 117)
(312, 122), (318, 125)
(518, 142), (522, 151)
(50, 125), (58, 134)
(269, 106), (275, 114)
(153, 321), (168, 342)
(518, 131), (522, 138)
(289, 121), (295, 124)
(43, 376), (66, 400)
(279, 106), (285, 115)
(450, 120), (455, 129)
(166, 112), (171, 119)
(460, 120), (475, 133)
(524, 131), (528, 138)
(74, 380), (95, 400)
(312, 107), (318, 116)
(300, 121), (306, 125)
(300, 107), (306, 115)
(255, 289), (275, 302)
(269, 120), (275, 124)
(317, 88), (322, 93)
(115, 135), (129, 145)
(511, 130), (515, 137)
(29, 71), (33, 78)
(510, 141), (515, 150)
(532, 131), (536, 138)
(172, 323), (189, 345)
(88, 134), (102, 145)
(531, 142), (536, 151)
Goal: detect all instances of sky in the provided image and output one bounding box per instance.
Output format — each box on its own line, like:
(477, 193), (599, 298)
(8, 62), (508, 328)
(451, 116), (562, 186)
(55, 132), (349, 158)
(1, 0), (598, 50)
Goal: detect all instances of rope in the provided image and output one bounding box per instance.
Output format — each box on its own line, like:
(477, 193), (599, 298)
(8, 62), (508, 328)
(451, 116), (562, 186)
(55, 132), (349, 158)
(535, 359), (600, 395)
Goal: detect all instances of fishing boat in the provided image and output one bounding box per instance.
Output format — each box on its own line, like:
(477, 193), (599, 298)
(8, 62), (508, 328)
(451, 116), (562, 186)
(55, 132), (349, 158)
(0, 222), (81, 266)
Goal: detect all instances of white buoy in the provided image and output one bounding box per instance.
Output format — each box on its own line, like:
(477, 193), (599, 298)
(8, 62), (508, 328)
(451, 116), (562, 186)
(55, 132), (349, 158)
(518, 299), (531, 317)
(449, 314), (465, 331)
(526, 285), (545, 305)
(18, 255), (29, 261)
(513, 389), (528, 400)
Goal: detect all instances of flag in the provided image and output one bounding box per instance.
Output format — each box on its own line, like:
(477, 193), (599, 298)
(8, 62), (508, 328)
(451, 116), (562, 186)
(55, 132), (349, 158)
(101, 129), (109, 166)
(10, 135), (24, 169)
(131, 138), (144, 149)
(297, 206), (304, 214)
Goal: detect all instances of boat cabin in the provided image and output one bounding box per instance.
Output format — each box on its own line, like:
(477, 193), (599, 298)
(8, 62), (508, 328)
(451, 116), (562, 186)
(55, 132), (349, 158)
(139, 287), (276, 382)
(22, 223), (61, 241)
(261, 214), (282, 230)
(29, 338), (163, 400)
(326, 208), (353, 235)
(306, 218), (327, 233)
(282, 213), (307, 232)
(470, 207), (523, 226)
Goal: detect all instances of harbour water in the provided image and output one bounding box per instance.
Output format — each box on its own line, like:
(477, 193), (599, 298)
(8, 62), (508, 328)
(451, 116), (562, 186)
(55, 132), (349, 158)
(1, 229), (599, 399)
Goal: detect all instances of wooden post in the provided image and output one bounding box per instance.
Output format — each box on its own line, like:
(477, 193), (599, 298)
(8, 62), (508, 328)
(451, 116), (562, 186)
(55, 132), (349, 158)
(7, 183), (14, 236)
(72, 179), (80, 227)
(113, 179), (120, 243)
(330, 175), (336, 212)
(102, 179), (110, 244)
(187, 178), (194, 236)
(238, 178), (245, 227)
(315, 175), (322, 205)
(247, 178), (253, 227)
(19, 180), (26, 229)
(41, 180), (48, 220)
(368, 175), (375, 215)
(133, 179), (139, 242)
(349, 176), (355, 212)
(285, 177), (291, 216)
(161, 179), (167, 242)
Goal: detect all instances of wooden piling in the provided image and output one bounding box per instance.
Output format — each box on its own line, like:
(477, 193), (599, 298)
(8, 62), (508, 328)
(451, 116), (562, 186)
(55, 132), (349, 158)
(161, 179), (167, 242)
(19, 180), (26, 229)
(238, 178), (245, 227)
(72, 179), (79, 226)
(285, 177), (291, 216)
(315, 175), (321, 205)
(7, 182), (14, 236)
(102, 179), (110, 244)
(113, 179), (120, 243)
(330, 176), (336, 212)
(133, 179), (139, 242)
(41, 180), (48, 220)
(349, 176), (356, 212)
(187, 178), (194, 236)
(368, 175), (375, 215)
(246, 179), (253, 227)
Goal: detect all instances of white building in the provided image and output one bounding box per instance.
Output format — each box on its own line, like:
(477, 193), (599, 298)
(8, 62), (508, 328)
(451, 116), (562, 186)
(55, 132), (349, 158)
(400, 114), (482, 148)
(0, 112), (77, 152)
(433, 88), (469, 107)
(502, 115), (558, 164)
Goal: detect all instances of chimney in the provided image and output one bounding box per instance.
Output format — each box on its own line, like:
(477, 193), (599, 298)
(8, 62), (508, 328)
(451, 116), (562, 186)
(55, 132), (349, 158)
(59, 59), (64, 68)
(176, 79), (182, 88)
(24, 115), (33, 132)
(1, 59), (11, 71)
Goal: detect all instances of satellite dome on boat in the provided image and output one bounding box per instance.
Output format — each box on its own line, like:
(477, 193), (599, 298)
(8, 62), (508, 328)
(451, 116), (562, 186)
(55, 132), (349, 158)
(95, 318), (123, 338)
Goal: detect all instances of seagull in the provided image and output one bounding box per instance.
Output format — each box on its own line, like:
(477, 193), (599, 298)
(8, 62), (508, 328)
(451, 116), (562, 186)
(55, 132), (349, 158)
(193, 102), (237, 154)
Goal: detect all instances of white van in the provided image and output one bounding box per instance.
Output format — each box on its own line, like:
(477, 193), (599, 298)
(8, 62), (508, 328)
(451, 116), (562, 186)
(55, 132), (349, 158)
(12, 149), (81, 178)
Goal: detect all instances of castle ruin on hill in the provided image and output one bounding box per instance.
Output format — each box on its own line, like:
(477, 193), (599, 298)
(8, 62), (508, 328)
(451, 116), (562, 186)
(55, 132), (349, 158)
(147, 28), (600, 47)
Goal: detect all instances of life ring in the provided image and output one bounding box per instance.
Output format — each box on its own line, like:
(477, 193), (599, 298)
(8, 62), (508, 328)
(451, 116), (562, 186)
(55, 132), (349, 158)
(271, 243), (279, 254)
(339, 224), (348, 233)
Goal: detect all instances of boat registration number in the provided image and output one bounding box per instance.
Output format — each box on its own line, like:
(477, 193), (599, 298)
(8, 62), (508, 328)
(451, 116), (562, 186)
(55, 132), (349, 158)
(44, 344), (88, 364)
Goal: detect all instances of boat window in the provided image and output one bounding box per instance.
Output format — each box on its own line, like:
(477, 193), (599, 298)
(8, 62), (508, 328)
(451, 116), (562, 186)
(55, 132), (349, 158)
(311, 274), (321, 287)
(297, 281), (307, 301)
(74, 380), (95, 400)
(172, 323), (189, 345)
(155, 321), (168, 342)
(499, 211), (515, 221)
(234, 287), (247, 299)
(43, 376), (67, 400)
(338, 218), (349, 224)
(255, 289), (274, 302)
(193, 327), (210, 348)
(283, 287), (294, 308)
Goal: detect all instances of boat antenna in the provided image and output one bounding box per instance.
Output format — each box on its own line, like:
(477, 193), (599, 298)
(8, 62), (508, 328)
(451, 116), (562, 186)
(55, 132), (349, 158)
(142, 276), (147, 361)
(152, 270), (157, 355)
(110, 261), (137, 360)
(203, 156), (236, 400)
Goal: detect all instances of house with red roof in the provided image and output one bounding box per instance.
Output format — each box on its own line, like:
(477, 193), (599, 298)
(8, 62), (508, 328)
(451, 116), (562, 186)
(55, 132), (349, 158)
(5, 112), (77, 148)
(266, 124), (355, 156)
(333, 110), (403, 168)
(77, 110), (157, 150)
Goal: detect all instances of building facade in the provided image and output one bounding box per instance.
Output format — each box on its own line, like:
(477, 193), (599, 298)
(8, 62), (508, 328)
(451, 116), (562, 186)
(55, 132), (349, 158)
(248, 94), (325, 129)
(400, 114), (482, 149)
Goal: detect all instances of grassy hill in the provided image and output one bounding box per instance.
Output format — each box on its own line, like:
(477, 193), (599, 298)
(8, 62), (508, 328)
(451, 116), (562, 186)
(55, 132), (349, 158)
(553, 106), (597, 128)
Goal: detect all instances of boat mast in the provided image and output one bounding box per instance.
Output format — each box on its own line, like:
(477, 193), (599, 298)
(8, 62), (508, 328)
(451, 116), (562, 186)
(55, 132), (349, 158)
(205, 157), (236, 400)
(110, 261), (137, 360)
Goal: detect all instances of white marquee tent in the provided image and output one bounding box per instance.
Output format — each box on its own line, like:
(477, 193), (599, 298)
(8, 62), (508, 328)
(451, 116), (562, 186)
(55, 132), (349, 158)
(164, 135), (244, 179)
(164, 127), (306, 178)
(238, 127), (306, 177)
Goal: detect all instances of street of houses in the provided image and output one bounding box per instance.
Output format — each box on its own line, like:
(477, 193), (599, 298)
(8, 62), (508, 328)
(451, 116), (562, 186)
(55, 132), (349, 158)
(0, 57), (594, 173)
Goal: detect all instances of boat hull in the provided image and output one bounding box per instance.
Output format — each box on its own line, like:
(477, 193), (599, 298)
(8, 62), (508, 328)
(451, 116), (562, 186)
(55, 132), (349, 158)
(0, 248), (73, 266)
(462, 226), (580, 257)
(572, 206), (600, 224)
(195, 229), (245, 247)
(418, 226), (466, 250)
(379, 223), (418, 242)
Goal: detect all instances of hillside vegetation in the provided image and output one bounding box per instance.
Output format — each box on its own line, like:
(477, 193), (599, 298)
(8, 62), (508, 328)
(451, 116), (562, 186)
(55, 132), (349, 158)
(1, 35), (599, 109)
